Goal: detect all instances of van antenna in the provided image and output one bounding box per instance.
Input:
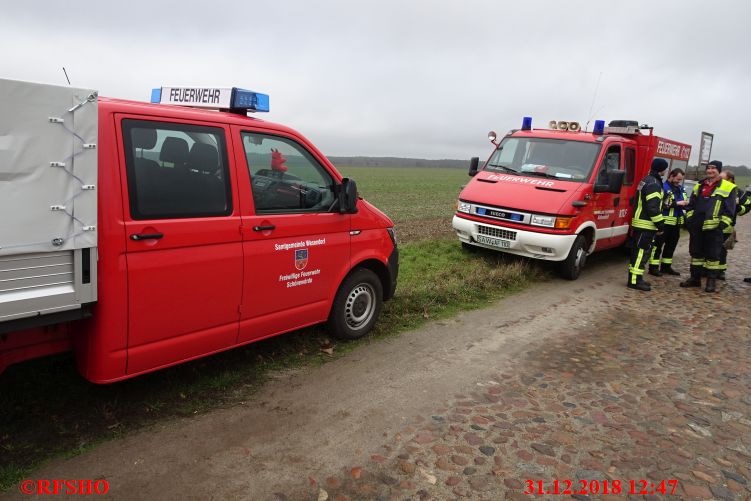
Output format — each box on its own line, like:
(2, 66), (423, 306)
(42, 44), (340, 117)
(62, 67), (71, 85)
(584, 71), (602, 132)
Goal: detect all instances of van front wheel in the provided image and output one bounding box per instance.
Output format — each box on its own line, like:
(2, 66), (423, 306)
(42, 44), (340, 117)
(328, 268), (383, 340)
(559, 234), (587, 280)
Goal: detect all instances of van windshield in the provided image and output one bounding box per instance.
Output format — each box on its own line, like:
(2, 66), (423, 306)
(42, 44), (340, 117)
(485, 137), (601, 183)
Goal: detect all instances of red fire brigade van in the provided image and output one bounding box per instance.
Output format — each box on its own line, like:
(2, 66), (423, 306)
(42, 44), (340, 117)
(0, 79), (398, 382)
(453, 118), (691, 279)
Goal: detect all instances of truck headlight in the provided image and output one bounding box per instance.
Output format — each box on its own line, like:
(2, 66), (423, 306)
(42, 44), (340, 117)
(531, 214), (555, 227)
(457, 201), (471, 213)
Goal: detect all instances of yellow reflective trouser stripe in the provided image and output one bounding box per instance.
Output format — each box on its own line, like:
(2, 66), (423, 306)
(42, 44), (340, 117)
(721, 215), (733, 225)
(632, 220), (657, 230)
(661, 257), (672, 264)
(702, 220), (719, 229)
(718, 263), (728, 271)
(705, 260), (721, 270)
(691, 258), (704, 266)
(629, 249), (647, 282)
(649, 246), (659, 265)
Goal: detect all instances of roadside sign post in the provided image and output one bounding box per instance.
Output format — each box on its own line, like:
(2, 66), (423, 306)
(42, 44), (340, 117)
(696, 131), (714, 179)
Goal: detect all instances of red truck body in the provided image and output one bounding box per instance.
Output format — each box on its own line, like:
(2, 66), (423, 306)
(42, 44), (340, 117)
(0, 90), (398, 382)
(453, 119), (691, 279)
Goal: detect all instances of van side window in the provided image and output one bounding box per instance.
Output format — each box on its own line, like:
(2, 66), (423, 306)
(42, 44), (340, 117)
(624, 147), (636, 185)
(123, 120), (232, 220)
(242, 133), (336, 213)
(596, 145), (621, 185)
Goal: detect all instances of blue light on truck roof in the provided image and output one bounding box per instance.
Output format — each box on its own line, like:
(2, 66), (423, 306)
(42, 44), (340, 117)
(522, 116), (533, 131)
(593, 120), (605, 135)
(150, 86), (269, 113)
(232, 88), (269, 112)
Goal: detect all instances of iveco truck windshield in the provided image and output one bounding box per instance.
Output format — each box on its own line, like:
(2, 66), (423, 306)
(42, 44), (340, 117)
(485, 137), (601, 182)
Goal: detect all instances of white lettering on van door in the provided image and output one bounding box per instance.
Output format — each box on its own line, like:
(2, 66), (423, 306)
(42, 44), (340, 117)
(274, 238), (326, 251)
(279, 268), (321, 288)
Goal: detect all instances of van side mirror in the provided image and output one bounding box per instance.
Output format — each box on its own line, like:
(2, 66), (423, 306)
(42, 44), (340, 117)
(594, 170), (625, 194)
(339, 177), (359, 214)
(468, 157), (479, 177)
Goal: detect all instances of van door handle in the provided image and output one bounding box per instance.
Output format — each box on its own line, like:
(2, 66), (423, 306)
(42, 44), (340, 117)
(253, 225), (276, 231)
(130, 233), (164, 241)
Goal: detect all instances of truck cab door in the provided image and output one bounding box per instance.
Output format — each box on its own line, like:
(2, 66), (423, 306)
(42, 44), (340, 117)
(611, 146), (636, 246)
(233, 128), (351, 343)
(591, 144), (622, 249)
(119, 118), (243, 375)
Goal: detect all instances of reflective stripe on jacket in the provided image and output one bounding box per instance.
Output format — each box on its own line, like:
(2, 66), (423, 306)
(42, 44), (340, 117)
(632, 173), (664, 231)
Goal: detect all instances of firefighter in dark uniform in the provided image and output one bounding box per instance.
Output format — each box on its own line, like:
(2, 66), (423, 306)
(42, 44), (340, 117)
(717, 170), (740, 280)
(628, 158), (668, 291)
(648, 167), (688, 276)
(680, 160), (736, 292)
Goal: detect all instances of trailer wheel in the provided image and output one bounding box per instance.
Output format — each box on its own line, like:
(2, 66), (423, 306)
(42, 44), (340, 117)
(328, 268), (383, 340)
(559, 234), (587, 280)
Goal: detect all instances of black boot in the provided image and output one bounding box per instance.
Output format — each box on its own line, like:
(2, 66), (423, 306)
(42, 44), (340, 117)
(705, 277), (717, 293)
(648, 265), (662, 277)
(717, 272), (726, 281)
(660, 264), (681, 276)
(627, 277), (651, 291)
(680, 276), (701, 288)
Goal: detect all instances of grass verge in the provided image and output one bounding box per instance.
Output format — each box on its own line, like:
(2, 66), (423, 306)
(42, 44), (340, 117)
(0, 238), (544, 490)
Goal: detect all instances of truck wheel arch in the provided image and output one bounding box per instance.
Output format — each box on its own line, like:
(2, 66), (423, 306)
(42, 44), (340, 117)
(574, 223), (597, 254)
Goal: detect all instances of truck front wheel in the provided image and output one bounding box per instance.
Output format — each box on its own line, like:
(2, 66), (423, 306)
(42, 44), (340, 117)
(559, 234), (587, 280)
(328, 268), (383, 340)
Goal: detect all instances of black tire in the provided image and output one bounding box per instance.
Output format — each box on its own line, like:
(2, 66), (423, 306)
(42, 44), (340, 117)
(559, 234), (587, 280)
(328, 268), (383, 340)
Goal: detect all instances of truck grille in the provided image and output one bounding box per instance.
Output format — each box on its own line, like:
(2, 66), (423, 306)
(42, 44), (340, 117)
(478, 225), (517, 241)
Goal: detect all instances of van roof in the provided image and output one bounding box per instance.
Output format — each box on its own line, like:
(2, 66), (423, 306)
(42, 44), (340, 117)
(98, 96), (299, 136)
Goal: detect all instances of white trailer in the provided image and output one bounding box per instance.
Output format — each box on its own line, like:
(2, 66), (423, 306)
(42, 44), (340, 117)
(0, 79), (98, 328)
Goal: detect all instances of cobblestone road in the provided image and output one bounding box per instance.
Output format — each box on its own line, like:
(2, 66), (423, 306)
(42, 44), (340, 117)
(299, 220), (751, 501)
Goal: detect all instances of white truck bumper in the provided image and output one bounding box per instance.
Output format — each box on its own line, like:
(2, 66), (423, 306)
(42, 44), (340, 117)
(452, 215), (577, 262)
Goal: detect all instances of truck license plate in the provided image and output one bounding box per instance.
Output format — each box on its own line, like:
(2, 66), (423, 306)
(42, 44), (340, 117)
(475, 235), (511, 248)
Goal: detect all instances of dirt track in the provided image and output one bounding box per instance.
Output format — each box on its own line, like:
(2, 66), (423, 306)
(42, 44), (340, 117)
(4, 218), (751, 500)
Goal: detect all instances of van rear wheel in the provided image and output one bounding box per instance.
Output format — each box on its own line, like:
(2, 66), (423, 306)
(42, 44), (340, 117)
(328, 268), (383, 340)
(559, 234), (587, 280)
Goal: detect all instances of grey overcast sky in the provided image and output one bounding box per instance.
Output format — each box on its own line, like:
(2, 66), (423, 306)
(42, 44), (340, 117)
(2, 1), (749, 165)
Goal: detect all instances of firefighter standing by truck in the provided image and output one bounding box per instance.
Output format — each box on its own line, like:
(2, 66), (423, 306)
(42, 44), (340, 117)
(648, 167), (688, 277)
(680, 160), (736, 293)
(628, 158), (668, 291)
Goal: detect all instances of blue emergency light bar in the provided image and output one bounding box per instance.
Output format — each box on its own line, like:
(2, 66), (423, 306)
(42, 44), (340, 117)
(521, 116), (533, 131)
(593, 120), (605, 135)
(150, 86), (270, 113)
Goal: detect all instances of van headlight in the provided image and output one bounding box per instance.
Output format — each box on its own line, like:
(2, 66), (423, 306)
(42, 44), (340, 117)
(531, 214), (555, 227)
(457, 201), (472, 214)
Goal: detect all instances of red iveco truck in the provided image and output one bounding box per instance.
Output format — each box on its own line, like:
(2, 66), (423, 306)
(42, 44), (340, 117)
(0, 78), (398, 382)
(453, 117), (691, 279)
